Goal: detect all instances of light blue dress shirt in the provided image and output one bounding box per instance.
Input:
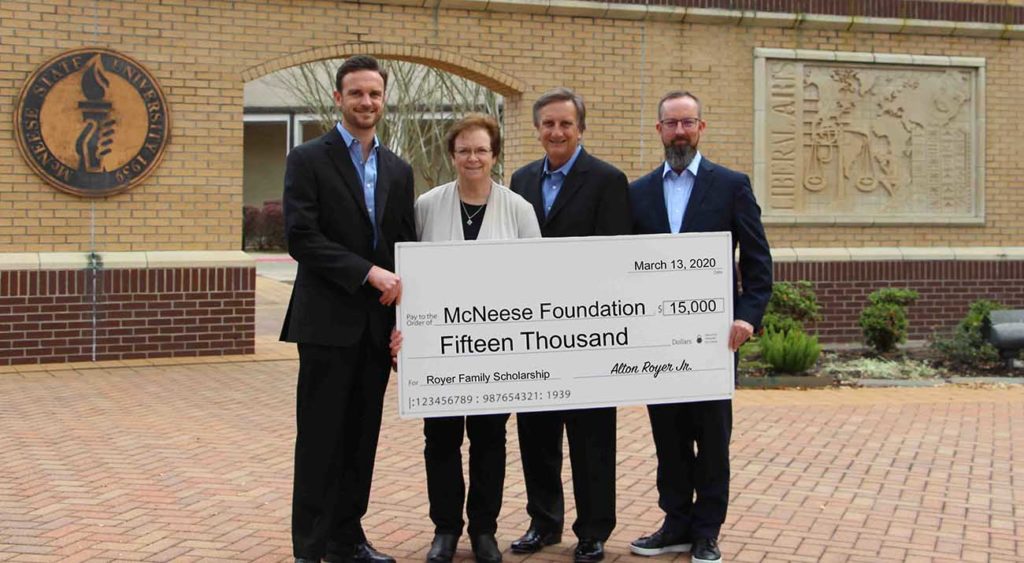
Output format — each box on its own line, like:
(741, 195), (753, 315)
(541, 145), (583, 218)
(663, 151), (702, 233)
(337, 123), (380, 246)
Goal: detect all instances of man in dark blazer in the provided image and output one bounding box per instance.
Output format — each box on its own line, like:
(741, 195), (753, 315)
(509, 87), (632, 563)
(280, 55), (415, 563)
(627, 91), (772, 563)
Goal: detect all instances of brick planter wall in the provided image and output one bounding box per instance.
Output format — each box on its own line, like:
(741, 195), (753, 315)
(775, 258), (1024, 343)
(0, 262), (255, 366)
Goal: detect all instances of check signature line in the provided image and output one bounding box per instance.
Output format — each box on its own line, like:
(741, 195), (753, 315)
(576, 367), (725, 379)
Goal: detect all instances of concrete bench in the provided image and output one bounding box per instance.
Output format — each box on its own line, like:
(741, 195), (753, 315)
(983, 310), (1024, 368)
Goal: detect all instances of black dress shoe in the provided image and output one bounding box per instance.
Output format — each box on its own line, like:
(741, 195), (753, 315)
(509, 527), (561, 554)
(692, 537), (722, 563)
(332, 542), (394, 563)
(295, 559), (319, 563)
(574, 538), (604, 563)
(629, 527), (692, 557)
(426, 534), (459, 563)
(470, 534), (502, 563)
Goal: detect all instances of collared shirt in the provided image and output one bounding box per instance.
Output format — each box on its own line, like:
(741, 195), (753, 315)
(337, 122), (380, 246)
(662, 151), (702, 233)
(541, 145), (583, 218)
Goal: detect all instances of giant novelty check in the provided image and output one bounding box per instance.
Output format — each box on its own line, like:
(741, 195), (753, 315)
(395, 232), (735, 418)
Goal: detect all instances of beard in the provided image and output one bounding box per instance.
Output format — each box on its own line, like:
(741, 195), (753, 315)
(342, 107), (382, 132)
(664, 141), (697, 171)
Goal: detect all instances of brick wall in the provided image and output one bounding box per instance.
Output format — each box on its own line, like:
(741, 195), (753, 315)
(775, 259), (1024, 343)
(2, 0), (1022, 252)
(0, 265), (255, 366)
(2, 0), (1023, 362)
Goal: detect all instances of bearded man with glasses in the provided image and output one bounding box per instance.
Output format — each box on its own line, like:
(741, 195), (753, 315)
(627, 90), (773, 563)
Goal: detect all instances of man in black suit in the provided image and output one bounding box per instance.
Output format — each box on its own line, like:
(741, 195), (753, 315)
(627, 91), (772, 563)
(509, 88), (632, 563)
(280, 55), (415, 563)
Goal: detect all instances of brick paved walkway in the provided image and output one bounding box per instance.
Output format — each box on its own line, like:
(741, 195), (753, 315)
(1, 279), (1022, 562)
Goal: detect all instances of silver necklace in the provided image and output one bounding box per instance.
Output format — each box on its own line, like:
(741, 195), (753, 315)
(460, 199), (485, 226)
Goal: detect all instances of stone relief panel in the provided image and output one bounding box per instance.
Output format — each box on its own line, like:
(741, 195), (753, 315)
(754, 51), (983, 224)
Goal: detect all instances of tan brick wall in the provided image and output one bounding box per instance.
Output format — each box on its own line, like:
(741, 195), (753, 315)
(1, 0), (1021, 252)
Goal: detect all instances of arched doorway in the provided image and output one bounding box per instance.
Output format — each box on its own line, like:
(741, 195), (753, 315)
(240, 48), (524, 251)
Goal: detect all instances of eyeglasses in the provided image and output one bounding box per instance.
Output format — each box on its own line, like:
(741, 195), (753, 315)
(659, 118), (701, 130)
(453, 147), (493, 158)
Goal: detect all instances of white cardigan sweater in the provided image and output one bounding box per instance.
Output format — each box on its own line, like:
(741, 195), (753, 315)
(415, 180), (541, 242)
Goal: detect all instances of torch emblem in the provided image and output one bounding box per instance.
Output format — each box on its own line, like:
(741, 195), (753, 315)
(76, 56), (116, 173)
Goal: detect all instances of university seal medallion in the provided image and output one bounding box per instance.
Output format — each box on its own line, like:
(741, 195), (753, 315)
(14, 48), (171, 197)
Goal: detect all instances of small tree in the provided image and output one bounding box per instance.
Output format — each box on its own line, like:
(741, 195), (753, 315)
(859, 288), (919, 353)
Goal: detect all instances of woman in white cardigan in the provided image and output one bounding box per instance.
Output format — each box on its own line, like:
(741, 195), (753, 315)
(413, 115), (540, 563)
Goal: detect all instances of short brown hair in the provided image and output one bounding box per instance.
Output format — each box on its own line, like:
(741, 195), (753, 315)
(532, 87), (586, 132)
(445, 114), (502, 159)
(658, 90), (702, 119)
(335, 55), (388, 92)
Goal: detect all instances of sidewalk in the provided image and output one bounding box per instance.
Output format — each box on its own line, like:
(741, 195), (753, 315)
(1, 276), (1021, 562)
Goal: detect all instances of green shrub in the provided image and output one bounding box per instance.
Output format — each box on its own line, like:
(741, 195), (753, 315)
(760, 328), (821, 374)
(869, 288), (919, 307)
(931, 299), (1003, 368)
(859, 288), (919, 353)
(761, 312), (803, 335)
(960, 299), (1003, 335)
(765, 281), (821, 329)
(744, 281), (821, 373)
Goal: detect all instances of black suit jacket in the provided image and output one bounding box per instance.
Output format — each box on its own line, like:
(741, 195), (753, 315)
(279, 127), (416, 347)
(630, 157), (772, 329)
(510, 148), (631, 238)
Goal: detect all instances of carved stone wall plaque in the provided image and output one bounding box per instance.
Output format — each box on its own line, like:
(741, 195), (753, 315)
(14, 48), (171, 198)
(753, 50), (984, 225)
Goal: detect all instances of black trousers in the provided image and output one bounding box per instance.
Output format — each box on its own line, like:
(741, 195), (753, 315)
(423, 413), (509, 536)
(515, 407), (616, 540)
(647, 399), (732, 541)
(291, 340), (391, 559)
